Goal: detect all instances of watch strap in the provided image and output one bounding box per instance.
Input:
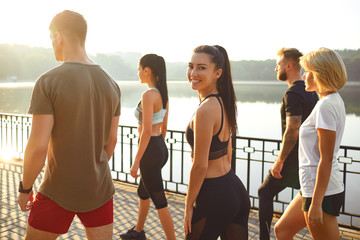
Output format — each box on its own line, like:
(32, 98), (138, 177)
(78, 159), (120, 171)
(19, 181), (32, 194)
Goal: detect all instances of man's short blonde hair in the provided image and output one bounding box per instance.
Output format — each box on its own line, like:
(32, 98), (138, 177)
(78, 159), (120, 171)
(49, 10), (87, 46)
(300, 48), (347, 92)
(277, 48), (303, 71)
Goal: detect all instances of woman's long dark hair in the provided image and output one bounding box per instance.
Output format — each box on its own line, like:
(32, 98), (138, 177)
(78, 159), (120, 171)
(193, 45), (238, 135)
(139, 54), (168, 109)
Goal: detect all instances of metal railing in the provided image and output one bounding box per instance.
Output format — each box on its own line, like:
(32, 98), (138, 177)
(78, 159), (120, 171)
(1, 113), (359, 230)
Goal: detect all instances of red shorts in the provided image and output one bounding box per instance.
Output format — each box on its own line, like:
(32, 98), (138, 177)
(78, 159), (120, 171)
(28, 192), (113, 234)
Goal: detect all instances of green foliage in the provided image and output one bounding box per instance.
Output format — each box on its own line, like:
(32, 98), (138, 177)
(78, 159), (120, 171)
(92, 53), (140, 80)
(0, 44), (58, 81)
(231, 59), (276, 80)
(0, 44), (359, 82)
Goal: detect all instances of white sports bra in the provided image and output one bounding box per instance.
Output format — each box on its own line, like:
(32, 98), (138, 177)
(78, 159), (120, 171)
(134, 88), (167, 125)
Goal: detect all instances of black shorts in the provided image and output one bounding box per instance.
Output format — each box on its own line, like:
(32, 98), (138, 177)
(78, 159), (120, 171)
(301, 191), (345, 216)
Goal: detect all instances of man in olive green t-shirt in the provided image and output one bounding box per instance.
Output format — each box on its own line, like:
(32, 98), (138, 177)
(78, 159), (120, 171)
(17, 10), (121, 239)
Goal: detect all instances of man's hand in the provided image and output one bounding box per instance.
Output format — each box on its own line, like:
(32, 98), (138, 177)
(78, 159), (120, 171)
(271, 158), (284, 179)
(17, 191), (34, 211)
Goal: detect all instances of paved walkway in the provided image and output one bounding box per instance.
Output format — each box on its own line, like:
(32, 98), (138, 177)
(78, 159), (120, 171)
(1, 160), (359, 240)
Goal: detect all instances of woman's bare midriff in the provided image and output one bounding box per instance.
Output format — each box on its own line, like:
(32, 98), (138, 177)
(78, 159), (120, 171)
(190, 155), (231, 179)
(137, 123), (163, 137)
(205, 156), (231, 178)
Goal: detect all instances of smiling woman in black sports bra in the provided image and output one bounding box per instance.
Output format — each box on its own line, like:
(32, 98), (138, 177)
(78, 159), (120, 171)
(184, 45), (250, 240)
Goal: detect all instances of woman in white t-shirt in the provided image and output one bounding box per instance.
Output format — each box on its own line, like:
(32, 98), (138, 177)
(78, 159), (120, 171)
(274, 48), (347, 240)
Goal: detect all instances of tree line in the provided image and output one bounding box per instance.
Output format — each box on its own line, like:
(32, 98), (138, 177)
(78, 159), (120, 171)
(1, 44), (359, 82)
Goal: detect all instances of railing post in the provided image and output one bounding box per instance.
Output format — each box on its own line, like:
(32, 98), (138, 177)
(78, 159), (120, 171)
(120, 126), (124, 173)
(231, 135), (236, 171)
(169, 131), (173, 182)
(181, 132), (184, 185)
(246, 138), (251, 193)
(342, 148), (347, 214)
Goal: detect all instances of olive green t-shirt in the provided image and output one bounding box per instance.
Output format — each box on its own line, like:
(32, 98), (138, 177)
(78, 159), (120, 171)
(28, 62), (121, 212)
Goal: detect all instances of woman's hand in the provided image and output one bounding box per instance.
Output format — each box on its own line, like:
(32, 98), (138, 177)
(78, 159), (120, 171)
(130, 161), (140, 178)
(308, 203), (323, 225)
(184, 203), (194, 236)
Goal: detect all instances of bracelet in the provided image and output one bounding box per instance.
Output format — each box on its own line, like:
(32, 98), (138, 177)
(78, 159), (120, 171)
(19, 181), (32, 194)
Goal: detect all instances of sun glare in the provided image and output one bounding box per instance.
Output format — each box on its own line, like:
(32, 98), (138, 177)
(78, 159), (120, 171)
(0, 149), (16, 162)
(1, 0), (359, 62)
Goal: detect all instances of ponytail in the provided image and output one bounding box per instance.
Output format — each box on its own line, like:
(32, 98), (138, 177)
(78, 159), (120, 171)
(214, 45), (237, 135)
(155, 56), (168, 108)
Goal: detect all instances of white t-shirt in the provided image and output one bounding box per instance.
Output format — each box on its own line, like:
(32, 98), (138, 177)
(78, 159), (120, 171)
(298, 92), (345, 198)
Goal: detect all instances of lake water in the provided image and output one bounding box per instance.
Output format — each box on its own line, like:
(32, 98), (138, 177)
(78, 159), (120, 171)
(0, 80), (359, 147)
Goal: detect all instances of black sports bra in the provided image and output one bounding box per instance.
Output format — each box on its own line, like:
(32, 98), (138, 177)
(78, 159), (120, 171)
(185, 94), (229, 160)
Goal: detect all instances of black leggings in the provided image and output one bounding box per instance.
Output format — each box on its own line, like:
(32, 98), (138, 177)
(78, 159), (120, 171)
(186, 170), (250, 240)
(258, 162), (300, 240)
(137, 135), (168, 209)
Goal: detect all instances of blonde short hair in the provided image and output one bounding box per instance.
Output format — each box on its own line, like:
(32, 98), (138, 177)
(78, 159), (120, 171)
(300, 48), (347, 92)
(49, 10), (87, 46)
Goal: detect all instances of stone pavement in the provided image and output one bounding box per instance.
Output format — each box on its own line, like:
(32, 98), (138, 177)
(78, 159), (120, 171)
(1, 160), (359, 240)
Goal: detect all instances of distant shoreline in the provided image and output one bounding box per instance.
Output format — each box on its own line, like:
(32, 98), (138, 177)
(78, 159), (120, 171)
(1, 80), (360, 87)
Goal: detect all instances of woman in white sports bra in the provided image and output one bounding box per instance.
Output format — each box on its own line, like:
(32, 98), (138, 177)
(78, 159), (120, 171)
(120, 54), (175, 240)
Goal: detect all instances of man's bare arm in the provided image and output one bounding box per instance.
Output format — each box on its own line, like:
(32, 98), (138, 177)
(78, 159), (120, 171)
(271, 115), (302, 178)
(18, 114), (53, 211)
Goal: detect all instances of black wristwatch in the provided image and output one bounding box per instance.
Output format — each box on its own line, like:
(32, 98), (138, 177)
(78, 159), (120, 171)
(19, 181), (32, 194)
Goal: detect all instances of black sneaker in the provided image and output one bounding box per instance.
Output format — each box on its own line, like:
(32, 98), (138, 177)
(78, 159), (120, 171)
(120, 226), (146, 240)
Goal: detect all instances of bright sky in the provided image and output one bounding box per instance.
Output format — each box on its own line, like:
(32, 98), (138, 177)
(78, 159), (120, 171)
(1, 0), (359, 62)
